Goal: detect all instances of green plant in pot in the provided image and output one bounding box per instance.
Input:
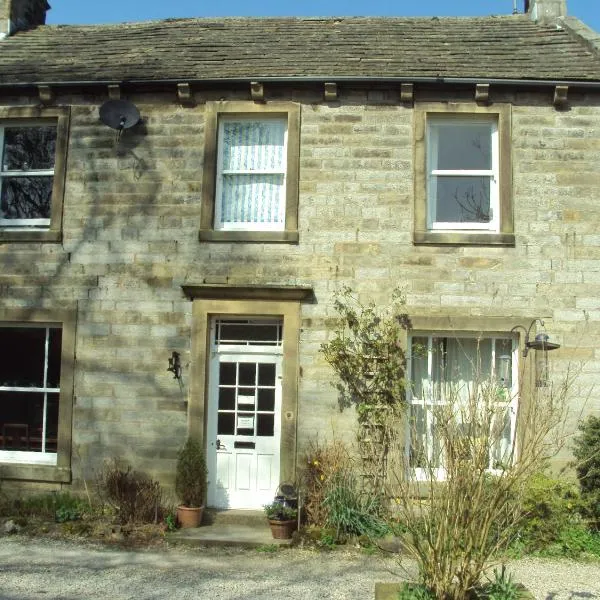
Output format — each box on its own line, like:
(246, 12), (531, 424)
(175, 438), (207, 528)
(264, 501), (298, 539)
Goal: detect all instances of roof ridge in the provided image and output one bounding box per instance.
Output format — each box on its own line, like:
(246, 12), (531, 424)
(559, 16), (600, 60)
(38, 13), (531, 30)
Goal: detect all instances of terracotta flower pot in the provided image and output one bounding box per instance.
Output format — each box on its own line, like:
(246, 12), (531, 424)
(176, 505), (204, 529)
(268, 518), (297, 539)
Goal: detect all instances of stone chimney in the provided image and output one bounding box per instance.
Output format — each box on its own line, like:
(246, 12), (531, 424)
(0, 0), (50, 38)
(525, 0), (567, 25)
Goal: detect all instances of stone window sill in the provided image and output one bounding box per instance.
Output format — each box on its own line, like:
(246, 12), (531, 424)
(198, 230), (299, 244)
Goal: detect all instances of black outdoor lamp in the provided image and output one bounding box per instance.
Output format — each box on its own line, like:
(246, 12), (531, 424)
(510, 319), (561, 387)
(167, 351), (182, 380)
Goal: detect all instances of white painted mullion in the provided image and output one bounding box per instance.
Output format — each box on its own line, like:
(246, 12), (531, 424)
(427, 121), (438, 229)
(0, 127), (4, 205)
(214, 118), (227, 229)
(431, 169), (494, 177)
(490, 123), (500, 231)
(41, 327), (50, 453)
(221, 168), (285, 176)
(1, 169), (55, 177)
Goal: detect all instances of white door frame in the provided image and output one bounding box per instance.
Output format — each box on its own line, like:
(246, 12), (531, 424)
(206, 319), (283, 509)
(188, 297), (302, 510)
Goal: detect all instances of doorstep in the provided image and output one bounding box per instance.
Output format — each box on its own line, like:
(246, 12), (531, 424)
(166, 509), (294, 548)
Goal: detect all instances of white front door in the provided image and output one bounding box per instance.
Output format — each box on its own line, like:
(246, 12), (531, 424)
(206, 318), (283, 509)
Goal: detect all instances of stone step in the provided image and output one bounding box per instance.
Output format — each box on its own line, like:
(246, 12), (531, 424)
(203, 508), (267, 528)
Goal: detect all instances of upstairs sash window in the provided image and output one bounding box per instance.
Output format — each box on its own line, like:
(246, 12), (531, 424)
(215, 117), (287, 231)
(0, 124), (57, 229)
(427, 117), (499, 232)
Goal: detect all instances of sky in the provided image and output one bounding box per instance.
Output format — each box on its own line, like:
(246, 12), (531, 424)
(45, 0), (600, 32)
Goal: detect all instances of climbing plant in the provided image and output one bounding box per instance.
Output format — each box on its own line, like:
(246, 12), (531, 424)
(321, 286), (409, 494)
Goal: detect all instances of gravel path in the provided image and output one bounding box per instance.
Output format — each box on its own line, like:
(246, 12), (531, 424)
(0, 536), (599, 600)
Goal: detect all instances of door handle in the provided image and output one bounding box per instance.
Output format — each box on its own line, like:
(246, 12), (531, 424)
(216, 438), (225, 450)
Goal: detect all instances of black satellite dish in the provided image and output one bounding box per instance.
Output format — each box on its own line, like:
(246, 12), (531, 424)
(99, 99), (140, 132)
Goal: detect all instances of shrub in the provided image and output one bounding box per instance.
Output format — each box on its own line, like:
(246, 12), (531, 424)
(301, 438), (352, 527)
(99, 459), (162, 524)
(1, 491), (88, 522)
(516, 472), (582, 551)
(387, 358), (573, 600)
(175, 438), (207, 507)
(572, 415), (600, 530)
(323, 472), (389, 540)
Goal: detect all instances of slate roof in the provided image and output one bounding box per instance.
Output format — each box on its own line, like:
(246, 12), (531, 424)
(1, 15), (600, 86)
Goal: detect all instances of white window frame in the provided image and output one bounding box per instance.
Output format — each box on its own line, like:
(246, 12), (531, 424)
(214, 116), (288, 232)
(0, 323), (61, 466)
(427, 116), (499, 232)
(407, 332), (518, 481)
(0, 121), (56, 230)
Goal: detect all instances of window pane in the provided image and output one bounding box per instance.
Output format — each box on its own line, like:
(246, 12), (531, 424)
(495, 339), (513, 389)
(2, 126), (57, 171)
(0, 327), (46, 388)
(257, 414), (274, 437)
(0, 176), (53, 220)
(221, 119), (285, 172)
(0, 391), (56, 452)
(216, 321), (282, 346)
(220, 174), (284, 225)
(219, 362), (236, 385)
(258, 363), (275, 386)
(218, 388), (235, 411)
(434, 176), (491, 223)
(257, 388), (275, 412)
(433, 122), (492, 170)
(410, 337), (428, 402)
(217, 413), (235, 435)
(238, 363), (256, 386)
(47, 328), (62, 388)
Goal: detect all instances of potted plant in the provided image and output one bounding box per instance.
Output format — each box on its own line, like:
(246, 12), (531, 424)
(264, 501), (298, 539)
(175, 437), (207, 528)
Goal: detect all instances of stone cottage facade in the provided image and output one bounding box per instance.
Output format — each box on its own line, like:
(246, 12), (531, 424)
(1, 0), (600, 508)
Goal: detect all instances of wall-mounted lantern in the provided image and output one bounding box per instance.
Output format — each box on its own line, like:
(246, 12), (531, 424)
(511, 319), (560, 387)
(167, 351), (182, 380)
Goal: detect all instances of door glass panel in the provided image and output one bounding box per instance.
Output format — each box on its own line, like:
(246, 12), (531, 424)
(238, 386), (255, 398)
(219, 362), (236, 385)
(218, 388), (235, 411)
(215, 319), (283, 346)
(257, 414), (274, 437)
(238, 362), (256, 385)
(258, 363), (275, 386)
(218, 413), (235, 435)
(257, 388), (275, 411)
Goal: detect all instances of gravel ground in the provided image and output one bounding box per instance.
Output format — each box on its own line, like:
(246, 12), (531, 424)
(0, 536), (599, 600)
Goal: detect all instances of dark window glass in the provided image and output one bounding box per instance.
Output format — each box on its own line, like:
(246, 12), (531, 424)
(258, 363), (275, 386)
(236, 428), (254, 436)
(257, 388), (275, 412)
(217, 321), (282, 345)
(435, 123), (491, 171)
(238, 387), (255, 399)
(238, 362), (256, 386)
(0, 327), (46, 387)
(0, 391), (56, 452)
(219, 362), (236, 385)
(2, 126), (57, 171)
(47, 328), (62, 388)
(435, 176), (491, 223)
(257, 414), (274, 437)
(218, 388), (235, 411)
(217, 413), (235, 435)
(0, 176), (53, 220)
